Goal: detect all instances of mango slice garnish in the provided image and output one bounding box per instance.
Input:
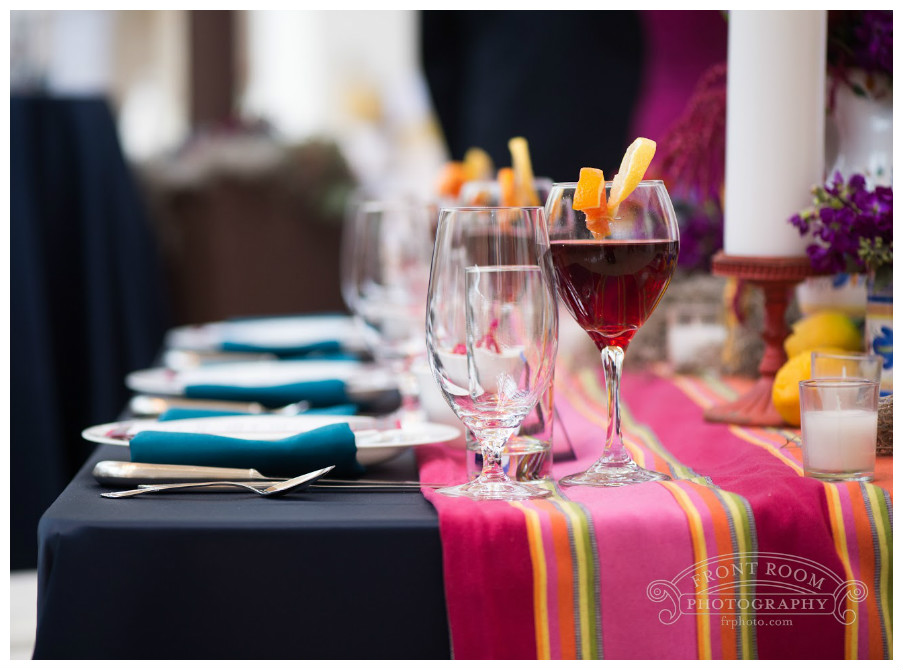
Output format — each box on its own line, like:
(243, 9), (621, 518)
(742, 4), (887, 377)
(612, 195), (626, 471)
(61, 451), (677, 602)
(607, 137), (656, 218)
(573, 167), (610, 239)
(463, 147), (494, 182)
(436, 162), (467, 198)
(571, 137), (656, 237)
(508, 136), (541, 206)
(498, 167), (517, 207)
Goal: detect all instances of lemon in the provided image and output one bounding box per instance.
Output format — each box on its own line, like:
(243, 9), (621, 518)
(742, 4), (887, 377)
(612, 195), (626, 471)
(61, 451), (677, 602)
(784, 311), (863, 359)
(772, 347), (851, 426)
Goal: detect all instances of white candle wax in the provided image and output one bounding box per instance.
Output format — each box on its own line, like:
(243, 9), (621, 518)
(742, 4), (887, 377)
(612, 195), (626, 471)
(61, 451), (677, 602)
(667, 322), (727, 367)
(724, 11), (826, 257)
(801, 409), (877, 474)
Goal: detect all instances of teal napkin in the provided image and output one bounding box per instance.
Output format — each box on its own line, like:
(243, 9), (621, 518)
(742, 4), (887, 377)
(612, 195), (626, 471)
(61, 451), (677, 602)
(157, 404), (360, 422)
(130, 423), (364, 477)
(221, 340), (344, 357)
(184, 380), (349, 409)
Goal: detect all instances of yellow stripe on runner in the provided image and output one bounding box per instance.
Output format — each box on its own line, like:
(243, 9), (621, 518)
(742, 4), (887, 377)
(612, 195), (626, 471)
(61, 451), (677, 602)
(661, 481), (712, 660)
(728, 426), (804, 475)
(823, 484), (859, 659)
(510, 501), (551, 659)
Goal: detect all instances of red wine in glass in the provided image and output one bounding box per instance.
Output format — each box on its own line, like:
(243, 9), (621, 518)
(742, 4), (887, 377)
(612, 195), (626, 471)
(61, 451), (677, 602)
(549, 239), (679, 351)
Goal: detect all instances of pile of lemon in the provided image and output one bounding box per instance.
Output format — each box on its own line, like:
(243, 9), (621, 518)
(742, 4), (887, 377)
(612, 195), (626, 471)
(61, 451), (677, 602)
(772, 311), (864, 425)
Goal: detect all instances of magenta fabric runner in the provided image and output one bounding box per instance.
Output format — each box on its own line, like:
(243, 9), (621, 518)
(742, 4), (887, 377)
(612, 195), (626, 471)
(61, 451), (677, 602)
(415, 369), (893, 660)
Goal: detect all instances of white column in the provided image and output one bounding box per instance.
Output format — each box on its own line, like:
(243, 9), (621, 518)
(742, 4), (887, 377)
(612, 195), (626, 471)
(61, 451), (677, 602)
(241, 10), (326, 141)
(723, 10), (826, 257)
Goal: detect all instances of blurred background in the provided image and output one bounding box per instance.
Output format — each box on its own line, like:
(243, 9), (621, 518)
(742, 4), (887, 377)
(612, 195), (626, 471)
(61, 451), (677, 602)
(9, 8), (730, 593)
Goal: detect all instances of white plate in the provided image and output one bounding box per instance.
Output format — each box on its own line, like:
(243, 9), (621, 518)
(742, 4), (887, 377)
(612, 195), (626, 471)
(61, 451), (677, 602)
(126, 360), (397, 397)
(166, 315), (367, 353)
(81, 415), (461, 467)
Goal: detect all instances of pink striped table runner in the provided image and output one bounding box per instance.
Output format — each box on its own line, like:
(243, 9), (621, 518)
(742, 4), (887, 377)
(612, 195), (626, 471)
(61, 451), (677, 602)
(415, 369), (892, 660)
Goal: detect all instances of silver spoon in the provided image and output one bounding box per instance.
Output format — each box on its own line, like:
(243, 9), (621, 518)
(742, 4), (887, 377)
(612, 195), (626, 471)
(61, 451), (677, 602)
(100, 465), (335, 499)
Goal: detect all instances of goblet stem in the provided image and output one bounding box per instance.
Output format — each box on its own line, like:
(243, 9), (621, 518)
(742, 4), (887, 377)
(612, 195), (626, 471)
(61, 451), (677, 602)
(477, 430), (510, 481)
(435, 426), (551, 500)
(601, 346), (631, 466)
(559, 345), (669, 487)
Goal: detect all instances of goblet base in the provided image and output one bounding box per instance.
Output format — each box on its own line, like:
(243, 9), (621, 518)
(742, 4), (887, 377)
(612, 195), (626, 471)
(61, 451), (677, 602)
(559, 462), (670, 488)
(436, 478), (552, 501)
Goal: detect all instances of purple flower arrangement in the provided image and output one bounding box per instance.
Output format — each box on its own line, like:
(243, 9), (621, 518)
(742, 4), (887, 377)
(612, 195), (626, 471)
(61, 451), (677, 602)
(828, 10), (893, 99)
(790, 172), (893, 288)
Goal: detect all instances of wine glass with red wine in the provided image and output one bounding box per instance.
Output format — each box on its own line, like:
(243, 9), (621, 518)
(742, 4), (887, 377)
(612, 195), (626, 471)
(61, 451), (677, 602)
(545, 181), (679, 486)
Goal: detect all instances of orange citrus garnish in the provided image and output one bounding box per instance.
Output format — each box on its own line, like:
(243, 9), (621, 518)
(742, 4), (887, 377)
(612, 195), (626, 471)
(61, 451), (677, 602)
(436, 162), (467, 198)
(607, 137), (656, 217)
(508, 137), (541, 206)
(573, 167), (611, 238)
(498, 167), (517, 206)
(463, 147), (494, 182)
(573, 167), (607, 210)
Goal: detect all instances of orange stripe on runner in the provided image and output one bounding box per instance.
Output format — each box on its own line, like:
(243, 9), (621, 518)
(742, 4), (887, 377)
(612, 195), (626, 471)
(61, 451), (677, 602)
(671, 376), (725, 409)
(532, 499), (578, 659)
(692, 484), (740, 659)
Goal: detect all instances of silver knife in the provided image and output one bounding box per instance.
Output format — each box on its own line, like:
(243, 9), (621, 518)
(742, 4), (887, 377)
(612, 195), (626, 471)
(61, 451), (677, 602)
(92, 461), (442, 489)
(129, 395), (310, 417)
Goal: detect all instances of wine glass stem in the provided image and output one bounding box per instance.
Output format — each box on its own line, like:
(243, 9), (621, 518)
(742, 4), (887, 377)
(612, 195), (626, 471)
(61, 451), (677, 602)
(601, 346), (630, 466)
(479, 431), (510, 482)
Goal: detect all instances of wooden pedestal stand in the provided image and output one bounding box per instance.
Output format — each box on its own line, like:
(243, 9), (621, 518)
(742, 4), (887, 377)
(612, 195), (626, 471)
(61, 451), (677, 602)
(703, 252), (814, 426)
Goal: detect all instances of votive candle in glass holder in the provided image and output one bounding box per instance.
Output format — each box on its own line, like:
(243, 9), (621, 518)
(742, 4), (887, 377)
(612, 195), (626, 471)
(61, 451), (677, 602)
(799, 378), (879, 482)
(810, 351), (883, 384)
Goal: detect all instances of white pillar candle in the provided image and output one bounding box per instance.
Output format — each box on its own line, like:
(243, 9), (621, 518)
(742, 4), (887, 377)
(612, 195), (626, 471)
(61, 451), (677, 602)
(801, 409), (877, 474)
(723, 11), (827, 257)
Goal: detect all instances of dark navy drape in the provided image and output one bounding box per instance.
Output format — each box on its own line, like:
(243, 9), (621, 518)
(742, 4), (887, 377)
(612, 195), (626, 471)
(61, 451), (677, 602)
(11, 95), (170, 568)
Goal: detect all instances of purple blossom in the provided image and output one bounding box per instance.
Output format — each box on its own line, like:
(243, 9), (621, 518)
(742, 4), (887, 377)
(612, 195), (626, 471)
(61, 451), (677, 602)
(828, 10), (893, 79)
(790, 172), (893, 276)
(855, 11), (893, 76)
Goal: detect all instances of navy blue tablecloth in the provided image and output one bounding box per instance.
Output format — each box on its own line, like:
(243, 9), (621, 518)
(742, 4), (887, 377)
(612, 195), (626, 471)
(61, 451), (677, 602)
(34, 445), (451, 659)
(11, 95), (169, 569)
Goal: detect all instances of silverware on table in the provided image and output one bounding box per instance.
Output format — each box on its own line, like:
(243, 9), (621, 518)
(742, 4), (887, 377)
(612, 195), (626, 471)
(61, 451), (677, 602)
(129, 395), (311, 417)
(92, 461), (443, 490)
(101, 466), (336, 499)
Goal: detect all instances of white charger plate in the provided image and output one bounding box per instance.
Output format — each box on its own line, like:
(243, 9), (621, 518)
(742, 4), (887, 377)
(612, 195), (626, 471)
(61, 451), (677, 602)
(126, 359), (397, 397)
(166, 315), (367, 353)
(82, 414), (461, 467)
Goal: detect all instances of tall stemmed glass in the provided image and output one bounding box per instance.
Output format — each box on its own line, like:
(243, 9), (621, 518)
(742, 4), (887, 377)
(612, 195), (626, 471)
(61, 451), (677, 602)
(545, 181), (679, 487)
(427, 207), (558, 500)
(351, 201), (435, 418)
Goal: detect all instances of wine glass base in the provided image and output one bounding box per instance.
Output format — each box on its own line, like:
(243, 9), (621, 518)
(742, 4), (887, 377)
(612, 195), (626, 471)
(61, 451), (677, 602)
(559, 463), (670, 488)
(436, 478), (552, 501)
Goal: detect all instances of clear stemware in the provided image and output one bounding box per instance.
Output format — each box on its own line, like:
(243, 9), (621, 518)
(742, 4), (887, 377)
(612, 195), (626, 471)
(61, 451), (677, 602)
(349, 200), (435, 418)
(458, 177), (554, 207)
(545, 181), (679, 487)
(426, 207), (558, 500)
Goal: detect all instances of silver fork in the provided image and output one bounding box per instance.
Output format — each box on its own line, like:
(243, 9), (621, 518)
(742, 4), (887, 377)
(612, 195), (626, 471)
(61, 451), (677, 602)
(102, 466), (334, 498)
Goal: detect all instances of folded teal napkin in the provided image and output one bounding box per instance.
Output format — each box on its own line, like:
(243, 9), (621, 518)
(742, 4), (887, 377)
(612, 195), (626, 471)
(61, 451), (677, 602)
(184, 380), (349, 409)
(221, 340), (343, 357)
(157, 404), (360, 422)
(130, 423), (364, 477)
